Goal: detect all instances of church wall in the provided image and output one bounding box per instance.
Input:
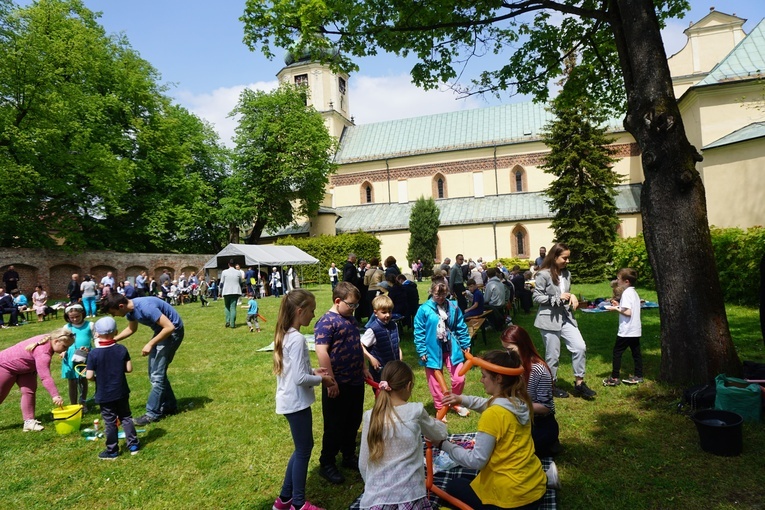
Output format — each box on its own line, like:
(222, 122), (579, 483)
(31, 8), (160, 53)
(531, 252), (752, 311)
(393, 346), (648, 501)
(701, 140), (765, 229)
(695, 83), (765, 148)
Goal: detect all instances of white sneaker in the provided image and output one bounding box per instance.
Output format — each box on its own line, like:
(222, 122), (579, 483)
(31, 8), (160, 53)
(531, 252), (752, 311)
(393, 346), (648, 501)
(23, 419), (44, 432)
(454, 405), (470, 417)
(546, 460), (561, 489)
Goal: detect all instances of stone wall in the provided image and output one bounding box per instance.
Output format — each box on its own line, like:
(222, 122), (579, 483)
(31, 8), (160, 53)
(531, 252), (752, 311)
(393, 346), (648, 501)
(0, 248), (213, 300)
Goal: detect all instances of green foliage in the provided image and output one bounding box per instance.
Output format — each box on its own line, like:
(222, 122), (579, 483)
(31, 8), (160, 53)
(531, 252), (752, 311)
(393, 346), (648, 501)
(613, 227), (765, 305)
(241, 0), (690, 116)
(275, 232), (381, 283)
(227, 84), (338, 243)
(0, 0), (231, 253)
(611, 234), (656, 290)
(406, 197), (440, 275)
(710, 226), (765, 305)
(541, 97), (621, 283)
(489, 257), (531, 271)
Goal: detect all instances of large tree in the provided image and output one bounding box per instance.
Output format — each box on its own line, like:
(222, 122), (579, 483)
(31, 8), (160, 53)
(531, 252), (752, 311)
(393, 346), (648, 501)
(0, 0), (229, 253)
(241, 0), (741, 384)
(407, 196), (440, 276)
(226, 84), (337, 243)
(542, 97), (621, 282)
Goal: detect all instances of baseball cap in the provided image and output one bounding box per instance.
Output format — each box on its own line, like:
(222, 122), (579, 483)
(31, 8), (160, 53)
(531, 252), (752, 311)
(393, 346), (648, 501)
(95, 317), (118, 335)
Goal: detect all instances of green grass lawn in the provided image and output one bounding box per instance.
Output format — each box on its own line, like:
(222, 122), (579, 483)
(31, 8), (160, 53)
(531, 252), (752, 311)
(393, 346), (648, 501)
(1, 282), (763, 509)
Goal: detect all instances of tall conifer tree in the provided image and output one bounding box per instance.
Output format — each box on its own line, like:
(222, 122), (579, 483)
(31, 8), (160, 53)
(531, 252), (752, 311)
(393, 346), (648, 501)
(541, 98), (621, 282)
(406, 197), (440, 276)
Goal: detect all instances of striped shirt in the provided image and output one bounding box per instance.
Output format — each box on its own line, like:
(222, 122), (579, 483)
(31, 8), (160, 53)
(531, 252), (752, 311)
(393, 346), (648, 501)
(528, 362), (555, 414)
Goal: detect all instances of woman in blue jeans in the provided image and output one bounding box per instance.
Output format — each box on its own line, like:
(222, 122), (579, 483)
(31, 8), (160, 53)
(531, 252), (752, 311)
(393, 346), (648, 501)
(80, 274), (98, 318)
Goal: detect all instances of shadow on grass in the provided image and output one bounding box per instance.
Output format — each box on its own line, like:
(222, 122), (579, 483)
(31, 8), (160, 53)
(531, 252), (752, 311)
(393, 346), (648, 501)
(174, 396), (213, 415)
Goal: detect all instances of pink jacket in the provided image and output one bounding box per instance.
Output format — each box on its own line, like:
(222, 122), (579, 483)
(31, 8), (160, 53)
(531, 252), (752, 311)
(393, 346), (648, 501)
(0, 335), (60, 398)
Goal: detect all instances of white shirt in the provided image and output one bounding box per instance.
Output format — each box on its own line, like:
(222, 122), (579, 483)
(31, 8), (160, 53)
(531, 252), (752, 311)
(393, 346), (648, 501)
(618, 286), (642, 337)
(275, 328), (322, 414)
(359, 402), (447, 508)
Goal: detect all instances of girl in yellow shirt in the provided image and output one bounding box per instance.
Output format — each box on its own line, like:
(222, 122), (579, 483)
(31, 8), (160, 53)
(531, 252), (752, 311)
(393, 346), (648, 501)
(440, 349), (547, 509)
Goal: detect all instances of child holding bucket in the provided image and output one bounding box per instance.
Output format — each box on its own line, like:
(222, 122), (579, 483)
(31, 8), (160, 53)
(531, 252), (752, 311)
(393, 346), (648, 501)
(62, 304), (95, 412)
(85, 317), (139, 459)
(0, 328), (73, 432)
(358, 360), (447, 509)
(272, 289), (334, 510)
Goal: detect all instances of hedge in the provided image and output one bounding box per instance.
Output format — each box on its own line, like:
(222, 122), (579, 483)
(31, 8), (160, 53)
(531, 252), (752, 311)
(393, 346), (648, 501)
(275, 232), (381, 285)
(611, 227), (765, 306)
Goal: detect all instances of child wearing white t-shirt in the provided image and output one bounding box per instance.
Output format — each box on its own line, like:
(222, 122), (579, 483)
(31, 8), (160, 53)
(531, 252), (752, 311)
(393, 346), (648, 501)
(603, 268), (643, 386)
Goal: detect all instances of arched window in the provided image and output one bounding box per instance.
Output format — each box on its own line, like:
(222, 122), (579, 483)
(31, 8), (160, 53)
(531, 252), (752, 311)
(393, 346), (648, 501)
(511, 165), (527, 192)
(432, 173), (448, 199)
(511, 225), (530, 259)
(360, 181), (374, 204)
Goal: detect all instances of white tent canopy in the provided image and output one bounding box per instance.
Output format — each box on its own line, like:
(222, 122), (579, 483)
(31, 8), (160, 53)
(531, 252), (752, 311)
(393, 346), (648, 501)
(203, 243), (319, 270)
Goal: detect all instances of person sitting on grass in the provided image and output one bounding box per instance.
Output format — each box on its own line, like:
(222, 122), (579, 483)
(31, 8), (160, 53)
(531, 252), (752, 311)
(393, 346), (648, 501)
(463, 279), (485, 319)
(86, 317), (139, 460)
(440, 349), (548, 509)
(361, 295), (403, 383)
(603, 268), (644, 387)
(358, 360), (447, 509)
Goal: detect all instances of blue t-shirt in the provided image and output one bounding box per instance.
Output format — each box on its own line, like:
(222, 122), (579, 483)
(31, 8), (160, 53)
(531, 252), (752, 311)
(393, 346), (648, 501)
(465, 288), (485, 317)
(314, 311), (364, 385)
(126, 297), (183, 336)
(86, 344), (131, 403)
(247, 299), (259, 315)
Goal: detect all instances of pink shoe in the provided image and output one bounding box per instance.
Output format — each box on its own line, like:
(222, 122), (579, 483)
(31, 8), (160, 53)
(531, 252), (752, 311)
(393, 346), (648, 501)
(272, 497), (292, 510)
(291, 501), (325, 510)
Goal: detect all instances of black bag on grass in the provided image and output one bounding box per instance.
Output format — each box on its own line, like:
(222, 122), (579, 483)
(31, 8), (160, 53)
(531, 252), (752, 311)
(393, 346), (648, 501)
(679, 383), (716, 412)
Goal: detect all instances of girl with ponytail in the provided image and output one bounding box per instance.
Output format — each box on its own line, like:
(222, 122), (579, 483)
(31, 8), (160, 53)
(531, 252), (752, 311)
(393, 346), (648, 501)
(358, 360), (447, 509)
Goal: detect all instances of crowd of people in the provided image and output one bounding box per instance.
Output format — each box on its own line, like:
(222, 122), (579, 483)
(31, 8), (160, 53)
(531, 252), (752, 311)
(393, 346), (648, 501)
(0, 247), (646, 509)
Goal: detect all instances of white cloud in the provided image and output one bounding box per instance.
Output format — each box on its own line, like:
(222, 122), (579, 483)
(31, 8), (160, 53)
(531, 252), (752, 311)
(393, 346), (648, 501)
(175, 80), (278, 147)
(349, 74), (485, 125)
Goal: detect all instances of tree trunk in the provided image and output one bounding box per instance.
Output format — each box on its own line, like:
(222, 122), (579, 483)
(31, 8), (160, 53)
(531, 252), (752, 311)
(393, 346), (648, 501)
(609, 0), (741, 384)
(228, 223), (240, 244)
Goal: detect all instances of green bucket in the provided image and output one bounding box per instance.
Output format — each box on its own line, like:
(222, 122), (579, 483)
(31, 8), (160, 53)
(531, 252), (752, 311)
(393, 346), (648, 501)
(51, 404), (83, 435)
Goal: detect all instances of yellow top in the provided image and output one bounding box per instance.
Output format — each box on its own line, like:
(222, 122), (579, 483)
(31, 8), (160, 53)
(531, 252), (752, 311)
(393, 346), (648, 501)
(471, 404), (547, 508)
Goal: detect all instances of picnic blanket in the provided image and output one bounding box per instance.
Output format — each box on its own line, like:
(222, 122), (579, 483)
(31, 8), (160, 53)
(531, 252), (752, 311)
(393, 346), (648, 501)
(349, 433), (557, 509)
(580, 300), (659, 313)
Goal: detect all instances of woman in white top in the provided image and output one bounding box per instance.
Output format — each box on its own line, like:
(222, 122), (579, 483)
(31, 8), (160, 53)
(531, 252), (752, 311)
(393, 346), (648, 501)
(272, 290), (333, 510)
(359, 360), (447, 509)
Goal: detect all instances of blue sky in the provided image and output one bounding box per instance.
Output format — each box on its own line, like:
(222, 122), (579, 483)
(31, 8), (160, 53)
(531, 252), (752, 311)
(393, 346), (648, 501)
(17, 1), (765, 144)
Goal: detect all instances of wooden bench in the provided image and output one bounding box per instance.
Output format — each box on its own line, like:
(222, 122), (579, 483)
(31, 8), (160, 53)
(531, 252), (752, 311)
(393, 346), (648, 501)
(466, 310), (493, 346)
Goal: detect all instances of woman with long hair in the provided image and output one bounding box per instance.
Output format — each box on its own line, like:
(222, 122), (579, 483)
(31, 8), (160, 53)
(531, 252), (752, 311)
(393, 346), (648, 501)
(501, 325), (560, 457)
(533, 243), (596, 400)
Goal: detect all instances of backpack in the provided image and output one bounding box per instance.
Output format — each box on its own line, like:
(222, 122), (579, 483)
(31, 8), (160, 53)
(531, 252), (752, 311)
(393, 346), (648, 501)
(678, 383), (716, 413)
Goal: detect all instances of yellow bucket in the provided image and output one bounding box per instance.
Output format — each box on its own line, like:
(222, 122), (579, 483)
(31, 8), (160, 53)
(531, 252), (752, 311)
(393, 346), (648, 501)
(51, 405), (83, 435)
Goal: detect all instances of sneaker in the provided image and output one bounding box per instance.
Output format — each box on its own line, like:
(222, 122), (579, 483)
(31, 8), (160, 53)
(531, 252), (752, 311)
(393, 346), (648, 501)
(622, 376), (644, 385)
(98, 449), (120, 460)
(546, 461), (562, 490)
(318, 464), (345, 484)
(602, 377), (621, 387)
(134, 414), (160, 426)
(573, 381), (597, 399)
(129, 444), (140, 456)
(272, 497), (292, 510)
(552, 387), (569, 398)
(454, 405), (470, 417)
(291, 501), (325, 510)
(341, 455), (359, 470)
(23, 419), (44, 432)
(249, 327), (254, 332)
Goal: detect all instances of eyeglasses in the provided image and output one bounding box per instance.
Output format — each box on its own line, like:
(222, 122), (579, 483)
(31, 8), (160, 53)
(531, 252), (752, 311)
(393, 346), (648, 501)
(342, 300), (360, 310)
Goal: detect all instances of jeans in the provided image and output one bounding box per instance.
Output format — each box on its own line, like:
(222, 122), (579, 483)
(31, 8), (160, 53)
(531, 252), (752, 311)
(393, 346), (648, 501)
(145, 327), (183, 419)
(100, 397), (138, 454)
(539, 321), (587, 380)
(223, 295), (238, 327)
(279, 407), (313, 508)
(82, 296), (97, 317)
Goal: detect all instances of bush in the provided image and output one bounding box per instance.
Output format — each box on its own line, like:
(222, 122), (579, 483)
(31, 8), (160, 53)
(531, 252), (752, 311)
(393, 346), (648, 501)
(276, 232), (381, 284)
(612, 227), (765, 305)
(489, 257), (532, 272)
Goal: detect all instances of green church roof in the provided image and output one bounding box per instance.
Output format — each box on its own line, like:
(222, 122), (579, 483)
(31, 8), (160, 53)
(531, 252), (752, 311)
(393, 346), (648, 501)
(334, 102), (624, 164)
(703, 121), (765, 149)
(696, 18), (765, 87)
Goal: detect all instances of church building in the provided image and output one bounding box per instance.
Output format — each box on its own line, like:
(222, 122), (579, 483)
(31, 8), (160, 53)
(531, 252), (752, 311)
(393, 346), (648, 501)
(265, 9), (765, 266)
